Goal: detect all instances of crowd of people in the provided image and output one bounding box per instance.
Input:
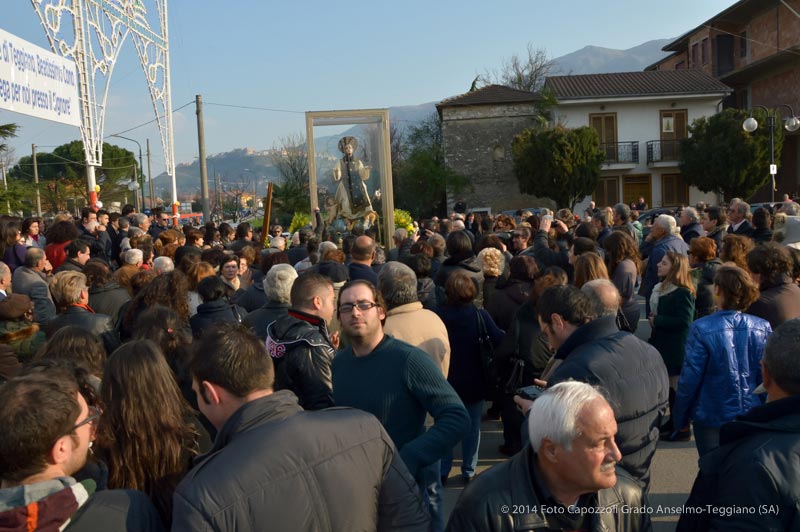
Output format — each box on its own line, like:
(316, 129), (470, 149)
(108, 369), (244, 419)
(0, 196), (798, 531)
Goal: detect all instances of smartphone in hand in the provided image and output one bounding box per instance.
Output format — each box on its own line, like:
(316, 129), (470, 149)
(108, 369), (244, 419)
(515, 385), (545, 401)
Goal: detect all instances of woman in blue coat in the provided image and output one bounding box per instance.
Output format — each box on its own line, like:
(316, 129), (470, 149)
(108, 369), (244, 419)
(672, 264), (772, 456)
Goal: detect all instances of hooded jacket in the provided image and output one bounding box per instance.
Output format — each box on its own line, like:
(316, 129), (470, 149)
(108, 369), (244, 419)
(266, 310), (336, 410)
(0, 477), (164, 532)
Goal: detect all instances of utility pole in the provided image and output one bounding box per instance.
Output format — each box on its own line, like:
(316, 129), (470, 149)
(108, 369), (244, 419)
(146, 139), (154, 210)
(216, 171), (223, 221)
(195, 94), (211, 222)
(0, 160), (9, 214)
(31, 145), (42, 216)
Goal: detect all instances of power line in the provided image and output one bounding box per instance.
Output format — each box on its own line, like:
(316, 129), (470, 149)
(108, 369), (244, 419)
(205, 102), (304, 114)
(106, 100), (195, 136)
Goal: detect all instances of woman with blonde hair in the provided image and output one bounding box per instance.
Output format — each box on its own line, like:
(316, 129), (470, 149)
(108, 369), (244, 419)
(647, 251), (696, 440)
(477, 246), (505, 308)
(573, 251), (609, 289)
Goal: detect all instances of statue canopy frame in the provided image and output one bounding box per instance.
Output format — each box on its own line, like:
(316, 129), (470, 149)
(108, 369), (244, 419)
(305, 109), (395, 248)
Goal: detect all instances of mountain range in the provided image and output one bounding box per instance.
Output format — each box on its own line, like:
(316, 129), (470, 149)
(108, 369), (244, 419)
(153, 39), (673, 195)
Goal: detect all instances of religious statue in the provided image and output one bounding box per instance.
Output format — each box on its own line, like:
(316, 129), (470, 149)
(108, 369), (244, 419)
(329, 136), (377, 229)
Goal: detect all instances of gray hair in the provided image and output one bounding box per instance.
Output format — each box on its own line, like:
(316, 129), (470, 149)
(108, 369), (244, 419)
(377, 261), (418, 309)
(152, 256), (175, 274)
(318, 241), (338, 257)
(24, 247), (45, 268)
(763, 318), (800, 395)
(124, 248), (143, 265)
(452, 219), (466, 231)
(270, 236), (286, 249)
(683, 206), (699, 223)
(528, 381), (606, 452)
(783, 203), (800, 216)
(393, 228), (408, 242)
(264, 264), (298, 304)
(581, 279), (620, 318)
(118, 217), (130, 229)
(0, 261), (9, 279)
(132, 213), (149, 228)
(734, 202), (750, 216)
(654, 214), (676, 234)
(613, 203), (631, 222)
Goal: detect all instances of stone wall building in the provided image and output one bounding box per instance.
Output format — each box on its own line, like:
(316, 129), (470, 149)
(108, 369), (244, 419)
(437, 85), (555, 214)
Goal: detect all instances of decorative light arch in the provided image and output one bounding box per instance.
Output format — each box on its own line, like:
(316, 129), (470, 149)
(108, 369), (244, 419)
(30, 0), (176, 213)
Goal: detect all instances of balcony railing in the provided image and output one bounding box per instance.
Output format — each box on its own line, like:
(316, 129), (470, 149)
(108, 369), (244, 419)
(646, 140), (683, 164)
(600, 141), (639, 164)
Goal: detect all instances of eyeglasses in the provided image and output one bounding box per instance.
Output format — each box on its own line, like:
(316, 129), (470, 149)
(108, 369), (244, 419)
(160, 217), (169, 222)
(71, 406), (100, 432)
(339, 301), (379, 314)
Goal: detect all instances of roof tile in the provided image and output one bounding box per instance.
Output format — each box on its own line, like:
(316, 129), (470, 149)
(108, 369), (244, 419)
(437, 84), (541, 109)
(545, 70), (732, 100)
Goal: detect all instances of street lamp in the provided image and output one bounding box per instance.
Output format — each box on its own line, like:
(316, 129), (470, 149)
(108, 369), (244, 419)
(110, 134), (146, 210)
(742, 105), (800, 203)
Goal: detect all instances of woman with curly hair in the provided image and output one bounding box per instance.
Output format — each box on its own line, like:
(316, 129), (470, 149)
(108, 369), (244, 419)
(94, 339), (204, 526)
(720, 233), (754, 272)
(121, 270), (189, 340)
(21, 217), (46, 249)
(477, 247), (505, 309)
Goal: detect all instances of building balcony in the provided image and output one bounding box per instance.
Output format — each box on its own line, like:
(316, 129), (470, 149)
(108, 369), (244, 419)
(646, 140), (682, 167)
(600, 141), (639, 169)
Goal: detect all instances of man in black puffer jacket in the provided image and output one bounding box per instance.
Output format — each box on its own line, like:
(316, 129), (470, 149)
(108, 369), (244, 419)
(533, 285), (669, 491)
(266, 273), (337, 410)
(174, 324), (430, 532)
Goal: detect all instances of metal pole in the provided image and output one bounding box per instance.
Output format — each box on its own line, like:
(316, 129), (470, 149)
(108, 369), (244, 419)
(195, 95), (211, 222)
(132, 163), (140, 212)
(262, 182), (273, 247)
(0, 161), (9, 214)
(31, 144), (42, 216)
(111, 135), (146, 211)
(769, 113), (776, 204)
(147, 139), (154, 210)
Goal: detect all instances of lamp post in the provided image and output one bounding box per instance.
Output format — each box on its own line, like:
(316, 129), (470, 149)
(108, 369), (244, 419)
(742, 105), (800, 203)
(109, 134), (146, 210)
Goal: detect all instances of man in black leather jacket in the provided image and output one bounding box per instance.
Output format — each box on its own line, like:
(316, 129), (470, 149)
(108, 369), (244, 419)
(265, 273), (338, 410)
(174, 324), (429, 531)
(678, 318), (800, 531)
(446, 381), (650, 532)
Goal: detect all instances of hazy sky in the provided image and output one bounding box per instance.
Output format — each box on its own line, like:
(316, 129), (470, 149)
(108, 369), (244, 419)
(4, 0), (737, 176)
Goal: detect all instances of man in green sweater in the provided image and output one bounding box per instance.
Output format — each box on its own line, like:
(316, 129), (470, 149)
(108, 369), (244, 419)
(332, 279), (470, 486)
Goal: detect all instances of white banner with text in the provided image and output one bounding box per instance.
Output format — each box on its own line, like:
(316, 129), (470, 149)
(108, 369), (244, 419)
(0, 28), (80, 127)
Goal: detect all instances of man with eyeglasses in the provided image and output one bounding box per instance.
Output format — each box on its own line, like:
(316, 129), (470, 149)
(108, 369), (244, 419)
(332, 280), (470, 509)
(726, 200), (754, 237)
(0, 368), (164, 531)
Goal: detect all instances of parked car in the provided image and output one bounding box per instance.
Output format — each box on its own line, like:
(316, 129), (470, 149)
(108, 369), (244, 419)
(637, 207), (679, 239)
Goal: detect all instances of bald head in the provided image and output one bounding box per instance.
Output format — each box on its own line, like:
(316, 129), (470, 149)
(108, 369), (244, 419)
(352, 235), (377, 264)
(581, 279), (620, 318)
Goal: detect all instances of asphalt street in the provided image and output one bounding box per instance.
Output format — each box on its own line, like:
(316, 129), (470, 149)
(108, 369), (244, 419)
(442, 298), (698, 531)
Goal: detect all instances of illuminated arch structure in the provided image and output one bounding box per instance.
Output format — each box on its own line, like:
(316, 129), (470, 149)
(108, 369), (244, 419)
(30, 0), (176, 214)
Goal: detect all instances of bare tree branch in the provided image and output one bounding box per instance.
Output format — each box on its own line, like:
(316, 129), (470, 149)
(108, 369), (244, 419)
(479, 43), (557, 92)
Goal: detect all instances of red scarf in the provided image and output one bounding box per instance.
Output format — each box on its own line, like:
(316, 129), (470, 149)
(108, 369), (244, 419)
(69, 303), (95, 313)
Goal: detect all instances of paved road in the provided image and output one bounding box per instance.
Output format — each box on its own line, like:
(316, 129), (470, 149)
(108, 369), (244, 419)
(441, 299), (698, 531)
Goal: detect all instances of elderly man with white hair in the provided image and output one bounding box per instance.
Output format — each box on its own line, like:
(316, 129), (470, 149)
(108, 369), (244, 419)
(446, 381), (650, 532)
(679, 206), (704, 244)
(639, 214), (688, 315)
